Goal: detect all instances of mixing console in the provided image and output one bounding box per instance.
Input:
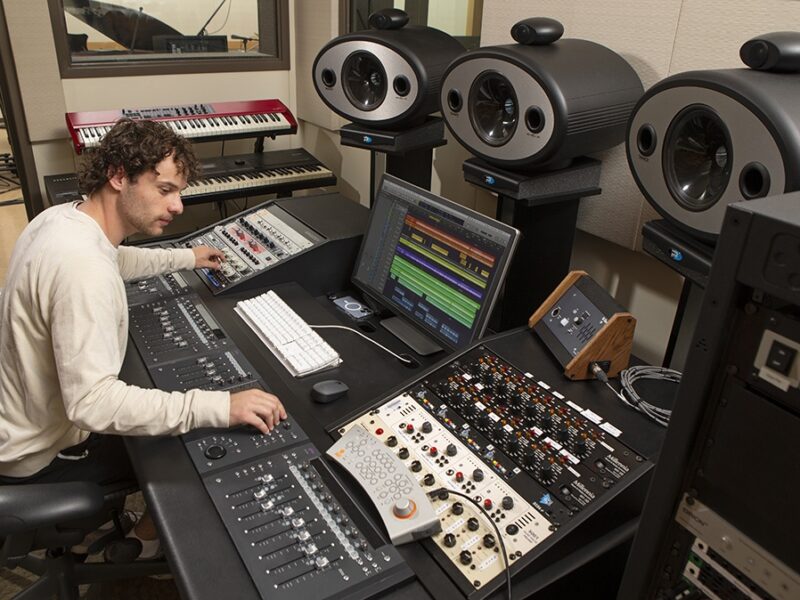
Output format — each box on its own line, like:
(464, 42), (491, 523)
(126, 285), (414, 600)
(333, 346), (650, 598)
(125, 271), (191, 307)
(180, 201), (324, 294)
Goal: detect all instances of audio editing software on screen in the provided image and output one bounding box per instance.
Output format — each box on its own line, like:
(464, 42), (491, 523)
(354, 175), (517, 349)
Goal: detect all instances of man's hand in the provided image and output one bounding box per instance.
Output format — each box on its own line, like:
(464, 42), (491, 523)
(229, 389), (287, 434)
(192, 245), (225, 270)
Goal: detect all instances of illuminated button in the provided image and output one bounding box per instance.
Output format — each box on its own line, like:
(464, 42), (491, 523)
(405, 424), (414, 433)
(455, 471), (464, 483)
(429, 447), (438, 457)
(483, 498), (493, 510)
(375, 428), (384, 435)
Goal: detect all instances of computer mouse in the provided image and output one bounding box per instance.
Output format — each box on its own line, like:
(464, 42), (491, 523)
(310, 379), (349, 403)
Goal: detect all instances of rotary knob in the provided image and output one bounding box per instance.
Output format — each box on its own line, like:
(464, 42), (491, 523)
(386, 436), (398, 447)
(398, 447), (410, 459)
(502, 496), (514, 510)
(423, 473), (435, 486)
(472, 468), (485, 482)
(467, 517), (480, 531)
(204, 444), (226, 460)
(483, 534), (496, 549)
(452, 502), (464, 515)
(446, 444), (457, 457)
(421, 421), (433, 433)
(459, 551), (473, 565)
(444, 533), (457, 548)
(392, 498), (415, 518)
(410, 460), (422, 472)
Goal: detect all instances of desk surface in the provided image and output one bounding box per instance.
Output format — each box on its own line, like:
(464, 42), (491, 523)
(121, 271), (672, 600)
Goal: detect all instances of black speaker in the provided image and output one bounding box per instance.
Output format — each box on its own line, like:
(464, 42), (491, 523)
(618, 193), (800, 599)
(627, 38), (800, 242)
(440, 18), (643, 171)
(312, 10), (464, 129)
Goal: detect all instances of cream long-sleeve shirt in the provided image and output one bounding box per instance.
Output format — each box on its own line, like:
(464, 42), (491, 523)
(0, 203), (230, 477)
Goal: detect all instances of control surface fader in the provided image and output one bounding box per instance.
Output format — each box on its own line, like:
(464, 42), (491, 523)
(327, 425), (441, 544)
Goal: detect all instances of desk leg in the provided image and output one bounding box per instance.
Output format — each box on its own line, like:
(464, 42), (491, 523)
(494, 195), (581, 330)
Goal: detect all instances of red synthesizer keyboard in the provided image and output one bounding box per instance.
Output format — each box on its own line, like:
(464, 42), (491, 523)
(66, 99), (298, 154)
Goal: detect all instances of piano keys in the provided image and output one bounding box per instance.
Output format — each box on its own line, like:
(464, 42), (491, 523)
(182, 149), (336, 202)
(66, 99), (297, 154)
(43, 149), (335, 207)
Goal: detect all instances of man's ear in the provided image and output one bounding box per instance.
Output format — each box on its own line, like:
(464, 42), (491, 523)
(106, 166), (126, 192)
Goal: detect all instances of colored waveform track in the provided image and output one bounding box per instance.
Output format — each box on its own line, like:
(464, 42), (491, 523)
(389, 256), (479, 327)
(398, 238), (486, 292)
(404, 215), (496, 268)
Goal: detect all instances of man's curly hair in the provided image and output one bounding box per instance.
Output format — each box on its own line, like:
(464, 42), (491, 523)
(78, 118), (199, 195)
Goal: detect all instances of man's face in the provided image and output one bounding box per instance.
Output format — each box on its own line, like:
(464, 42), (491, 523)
(118, 154), (187, 236)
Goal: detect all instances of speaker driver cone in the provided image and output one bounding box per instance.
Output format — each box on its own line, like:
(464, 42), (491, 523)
(343, 51), (387, 111)
(663, 105), (733, 212)
(469, 71), (518, 146)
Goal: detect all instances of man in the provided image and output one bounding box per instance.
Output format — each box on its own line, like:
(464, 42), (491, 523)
(0, 118), (285, 558)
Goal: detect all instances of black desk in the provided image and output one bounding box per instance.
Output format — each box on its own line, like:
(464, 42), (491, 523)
(121, 272), (671, 599)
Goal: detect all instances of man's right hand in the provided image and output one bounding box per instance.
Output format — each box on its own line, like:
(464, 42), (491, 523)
(229, 389), (287, 434)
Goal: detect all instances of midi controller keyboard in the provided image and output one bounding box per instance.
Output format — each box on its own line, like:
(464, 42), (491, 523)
(331, 345), (652, 599)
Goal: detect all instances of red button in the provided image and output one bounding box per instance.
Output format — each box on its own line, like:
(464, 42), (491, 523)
(484, 499), (493, 510)
(406, 424), (414, 433)
(455, 471), (464, 482)
(375, 428), (384, 435)
(430, 447), (438, 457)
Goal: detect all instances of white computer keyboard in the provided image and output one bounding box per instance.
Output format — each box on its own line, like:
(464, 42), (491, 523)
(235, 290), (342, 377)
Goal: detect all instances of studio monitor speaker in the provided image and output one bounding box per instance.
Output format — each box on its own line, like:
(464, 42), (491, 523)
(627, 34), (800, 241)
(440, 18), (643, 171)
(313, 10), (464, 130)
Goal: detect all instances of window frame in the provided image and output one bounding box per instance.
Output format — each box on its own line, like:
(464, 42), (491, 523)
(47, 0), (290, 78)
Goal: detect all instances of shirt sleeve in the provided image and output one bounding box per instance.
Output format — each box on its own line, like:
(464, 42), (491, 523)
(117, 246), (196, 281)
(50, 257), (229, 435)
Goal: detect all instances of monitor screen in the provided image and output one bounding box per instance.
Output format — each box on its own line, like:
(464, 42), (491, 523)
(353, 175), (519, 349)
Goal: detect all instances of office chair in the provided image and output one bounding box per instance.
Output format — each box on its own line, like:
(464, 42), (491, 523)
(0, 479), (170, 599)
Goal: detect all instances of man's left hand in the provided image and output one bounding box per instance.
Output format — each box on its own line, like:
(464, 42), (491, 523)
(192, 246), (225, 270)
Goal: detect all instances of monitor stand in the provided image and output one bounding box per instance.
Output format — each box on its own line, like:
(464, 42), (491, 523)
(380, 316), (443, 356)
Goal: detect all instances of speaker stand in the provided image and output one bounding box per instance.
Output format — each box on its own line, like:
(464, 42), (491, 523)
(641, 219), (716, 369)
(463, 157), (603, 330)
(339, 117), (447, 205)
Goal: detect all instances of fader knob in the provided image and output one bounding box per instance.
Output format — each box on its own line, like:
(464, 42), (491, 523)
(575, 438), (588, 455)
(204, 444), (226, 460)
(540, 463), (553, 481)
(467, 517), (480, 531)
(444, 533), (457, 548)
(459, 551), (473, 565)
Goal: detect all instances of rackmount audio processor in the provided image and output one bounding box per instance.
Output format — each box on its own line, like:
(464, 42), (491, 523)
(331, 344), (652, 599)
(125, 283), (413, 600)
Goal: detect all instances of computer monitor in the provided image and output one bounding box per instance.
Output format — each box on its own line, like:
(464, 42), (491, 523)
(353, 174), (519, 354)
